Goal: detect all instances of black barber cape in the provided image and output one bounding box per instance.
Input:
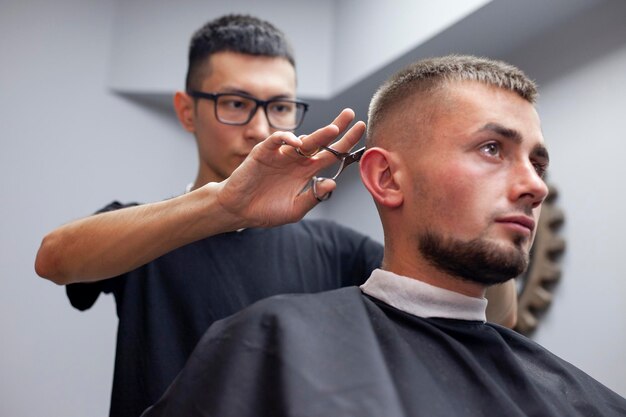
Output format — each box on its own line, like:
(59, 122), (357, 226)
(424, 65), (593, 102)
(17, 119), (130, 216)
(142, 286), (626, 417)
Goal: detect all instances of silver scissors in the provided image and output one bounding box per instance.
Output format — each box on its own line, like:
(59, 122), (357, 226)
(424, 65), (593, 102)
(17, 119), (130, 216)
(299, 145), (366, 201)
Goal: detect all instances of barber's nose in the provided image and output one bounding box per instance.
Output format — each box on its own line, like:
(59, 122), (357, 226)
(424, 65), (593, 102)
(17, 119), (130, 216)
(244, 107), (272, 143)
(511, 161), (549, 208)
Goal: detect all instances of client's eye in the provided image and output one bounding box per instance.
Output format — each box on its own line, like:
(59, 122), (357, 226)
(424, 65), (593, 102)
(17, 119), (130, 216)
(480, 142), (500, 157)
(533, 161), (549, 179)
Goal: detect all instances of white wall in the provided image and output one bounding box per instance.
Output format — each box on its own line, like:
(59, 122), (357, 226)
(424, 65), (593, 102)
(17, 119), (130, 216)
(0, 1), (195, 416)
(507, 0), (626, 395)
(108, 0), (335, 97)
(536, 42), (626, 397)
(330, 0), (490, 93)
(1, 1), (625, 416)
(107, 0), (490, 98)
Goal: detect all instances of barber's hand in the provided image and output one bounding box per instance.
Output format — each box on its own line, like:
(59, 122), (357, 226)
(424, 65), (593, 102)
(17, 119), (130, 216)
(214, 108), (365, 228)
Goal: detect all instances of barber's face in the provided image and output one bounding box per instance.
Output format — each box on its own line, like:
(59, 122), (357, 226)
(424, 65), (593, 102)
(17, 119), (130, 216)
(187, 52), (297, 183)
(406, 81), (549, 285)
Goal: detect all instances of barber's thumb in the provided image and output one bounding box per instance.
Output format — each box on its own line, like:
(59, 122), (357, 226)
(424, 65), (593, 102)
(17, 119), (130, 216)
(314, 177), (337, 199)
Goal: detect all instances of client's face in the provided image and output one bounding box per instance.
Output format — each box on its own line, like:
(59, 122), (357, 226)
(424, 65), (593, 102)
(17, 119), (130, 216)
(405, 81), (550, 286)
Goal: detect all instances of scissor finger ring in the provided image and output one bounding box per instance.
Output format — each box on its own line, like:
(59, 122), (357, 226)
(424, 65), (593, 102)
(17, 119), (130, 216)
(295, 147), (321, 158)
(311, 176), (332, 202)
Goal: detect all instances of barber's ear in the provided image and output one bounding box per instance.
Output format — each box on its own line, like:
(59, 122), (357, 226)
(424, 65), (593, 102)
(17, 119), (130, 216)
(359, 147), (404, 208)
(173, 91), (196, 132)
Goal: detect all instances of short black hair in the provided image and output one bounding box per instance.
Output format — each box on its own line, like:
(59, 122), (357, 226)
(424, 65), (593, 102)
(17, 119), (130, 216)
(185, 14), (295, 91)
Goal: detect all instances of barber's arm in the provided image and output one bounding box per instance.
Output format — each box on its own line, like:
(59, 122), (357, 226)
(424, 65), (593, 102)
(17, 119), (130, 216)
(35, 109), (365, 285)
(485, 279), (518, 328)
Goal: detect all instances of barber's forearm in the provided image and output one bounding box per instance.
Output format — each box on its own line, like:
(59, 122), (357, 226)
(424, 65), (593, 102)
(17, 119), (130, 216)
(35, 111), (364, 285)
(34, 183), (243, 285)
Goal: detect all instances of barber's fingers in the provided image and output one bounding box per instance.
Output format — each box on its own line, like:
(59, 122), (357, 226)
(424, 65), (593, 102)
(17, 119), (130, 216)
(263, 131), (300, 150)
(295, 108), (358, 154)
(311, 177), (335, 202)
(297, 177), (336, 206)
(329, 108), (357, 134)
(253, 110), (365, 169)
(323, 120), (365, 154)
(301, 120), (365, 172)
(253, 131), (310, 163)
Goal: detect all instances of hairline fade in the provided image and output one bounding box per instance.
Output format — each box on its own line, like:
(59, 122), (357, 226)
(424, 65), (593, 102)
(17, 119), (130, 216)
(366, 55), (538, 147)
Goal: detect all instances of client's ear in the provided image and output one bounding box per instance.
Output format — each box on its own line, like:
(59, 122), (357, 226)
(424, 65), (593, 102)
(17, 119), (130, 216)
(359, 147), (403, 208)
(173, 91), (196, 133)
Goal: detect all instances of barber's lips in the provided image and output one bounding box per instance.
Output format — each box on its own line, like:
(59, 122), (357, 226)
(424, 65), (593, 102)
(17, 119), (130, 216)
(495, 215), (535, 235)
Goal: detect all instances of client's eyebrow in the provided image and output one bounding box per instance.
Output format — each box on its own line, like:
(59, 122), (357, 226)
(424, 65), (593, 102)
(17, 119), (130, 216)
(478, 123), (550, 163)
(478, 123), (522, 143)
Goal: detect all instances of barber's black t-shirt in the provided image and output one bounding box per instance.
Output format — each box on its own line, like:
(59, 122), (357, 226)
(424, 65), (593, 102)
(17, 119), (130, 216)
(66, 201), (383, 417)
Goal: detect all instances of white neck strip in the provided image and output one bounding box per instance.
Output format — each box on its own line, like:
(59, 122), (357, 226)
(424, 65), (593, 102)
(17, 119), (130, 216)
(360, 269), (487, 322)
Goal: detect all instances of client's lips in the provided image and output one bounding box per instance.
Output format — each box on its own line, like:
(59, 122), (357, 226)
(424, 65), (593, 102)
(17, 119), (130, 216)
(495, 215), (535, 233)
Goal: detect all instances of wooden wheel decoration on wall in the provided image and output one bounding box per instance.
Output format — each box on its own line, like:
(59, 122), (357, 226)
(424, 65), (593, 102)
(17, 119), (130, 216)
(514, 183), (566, 335)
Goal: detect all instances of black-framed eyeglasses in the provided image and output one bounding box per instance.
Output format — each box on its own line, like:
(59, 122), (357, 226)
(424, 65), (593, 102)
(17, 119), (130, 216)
(320, 145), (366, 180)
(187, 91), (309, 130)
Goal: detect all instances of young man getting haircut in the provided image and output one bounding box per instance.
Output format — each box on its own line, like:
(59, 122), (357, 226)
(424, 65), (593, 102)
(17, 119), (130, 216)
(142, 55), (626, 417)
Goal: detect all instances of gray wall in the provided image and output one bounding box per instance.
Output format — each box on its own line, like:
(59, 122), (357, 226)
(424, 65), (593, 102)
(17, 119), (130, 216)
(1, 1), (624, 416)
(512, 0), (626, 391)
(1, 1), (196, 416)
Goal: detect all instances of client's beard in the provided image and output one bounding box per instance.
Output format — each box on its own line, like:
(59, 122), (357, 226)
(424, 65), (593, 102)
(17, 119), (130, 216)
(419, 230), (529, 286)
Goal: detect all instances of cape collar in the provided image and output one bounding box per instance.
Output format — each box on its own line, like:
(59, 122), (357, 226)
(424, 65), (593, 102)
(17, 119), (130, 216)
(360, 269), (487, 322)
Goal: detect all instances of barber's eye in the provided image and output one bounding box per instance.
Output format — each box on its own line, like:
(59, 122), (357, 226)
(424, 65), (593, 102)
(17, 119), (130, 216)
(219, 97), (250, 110)
(226, 100), (245, 109)
(269, 102), (293, 114)
(480, 143), (500, 157)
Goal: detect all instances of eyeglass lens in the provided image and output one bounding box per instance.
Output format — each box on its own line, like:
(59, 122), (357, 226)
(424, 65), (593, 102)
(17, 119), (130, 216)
(215, 94), (305, 130)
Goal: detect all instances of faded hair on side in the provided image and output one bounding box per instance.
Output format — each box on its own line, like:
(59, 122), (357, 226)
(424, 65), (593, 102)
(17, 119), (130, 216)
(366, 55), (537, 146)
(185, 14), (295, 91)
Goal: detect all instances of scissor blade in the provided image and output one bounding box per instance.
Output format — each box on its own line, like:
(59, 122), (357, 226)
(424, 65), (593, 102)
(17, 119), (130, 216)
(345, 147), (366, 166)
